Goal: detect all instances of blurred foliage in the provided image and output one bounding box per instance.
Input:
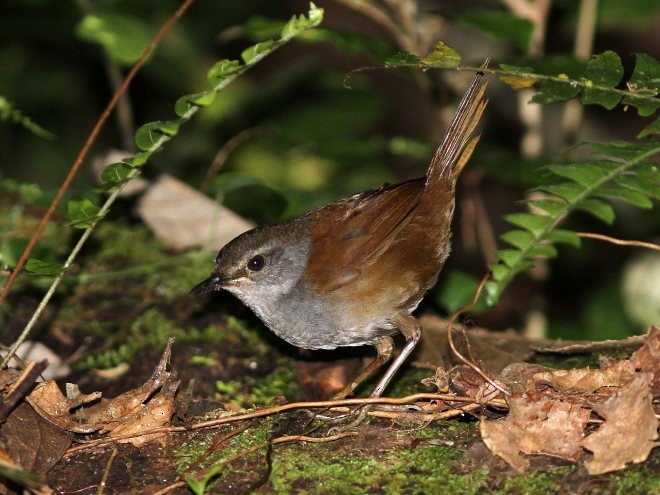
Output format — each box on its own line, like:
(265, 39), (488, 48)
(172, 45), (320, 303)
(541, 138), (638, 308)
(0, 0), (658, 342)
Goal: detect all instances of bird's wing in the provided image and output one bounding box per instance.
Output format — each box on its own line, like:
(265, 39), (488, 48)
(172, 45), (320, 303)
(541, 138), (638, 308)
(306, 179), (425, 293)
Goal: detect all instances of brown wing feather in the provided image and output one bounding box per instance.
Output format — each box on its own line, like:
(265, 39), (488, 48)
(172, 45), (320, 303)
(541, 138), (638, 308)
(307, 179), (425, 292)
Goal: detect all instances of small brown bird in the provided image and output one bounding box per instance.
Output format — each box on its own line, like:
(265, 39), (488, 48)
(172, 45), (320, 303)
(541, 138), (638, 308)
(193, 70), (488, 401)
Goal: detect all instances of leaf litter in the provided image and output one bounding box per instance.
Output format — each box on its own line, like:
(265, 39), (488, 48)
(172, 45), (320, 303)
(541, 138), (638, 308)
(1, 326), (658, 493)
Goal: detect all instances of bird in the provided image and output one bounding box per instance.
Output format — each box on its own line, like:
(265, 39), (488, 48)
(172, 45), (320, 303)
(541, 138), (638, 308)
(192, 68), (488, 403)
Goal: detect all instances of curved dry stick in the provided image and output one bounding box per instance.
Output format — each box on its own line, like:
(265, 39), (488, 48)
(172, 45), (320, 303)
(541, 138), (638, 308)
(577, 232), (660, 252)
(64, 393), (487, 455)
(0, 0), (197, 307)
(446, 272), (511, 396)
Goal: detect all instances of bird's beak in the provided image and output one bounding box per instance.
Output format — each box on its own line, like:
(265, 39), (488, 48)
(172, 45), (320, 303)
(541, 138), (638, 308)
(191, 275), (222, 295)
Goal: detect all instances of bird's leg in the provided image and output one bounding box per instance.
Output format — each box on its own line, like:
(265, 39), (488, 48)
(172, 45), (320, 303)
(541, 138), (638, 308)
(331, 336), (394, 400)
(371, 315), (421, 398)
(326, 316), (422, 430)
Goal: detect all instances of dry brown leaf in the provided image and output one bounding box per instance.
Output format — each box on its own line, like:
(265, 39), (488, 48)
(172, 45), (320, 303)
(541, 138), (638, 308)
(137, 174), (254, 251)
(25, 339), (177, 442)
(0, 402), (72, 476)
(631, 326), (660, 395)
(480, 394), (591, 472)
(26, 381), (102, 433)
(582, 372), (659, 474)
(532, 360), (636, 393)
(108, 379), (179, 447)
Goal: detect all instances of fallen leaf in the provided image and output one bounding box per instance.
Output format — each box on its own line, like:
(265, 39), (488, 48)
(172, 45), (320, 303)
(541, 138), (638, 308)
(137, 174), (254, 251)
(630, 326), (659, 395)
(109, 379), (179, 447)
(582, 372), (658, 474)
(0, 402), (72, 476)
(481, 394), (590, 472)
(26, 381), (102, 433)
(532, 360), (636, 393)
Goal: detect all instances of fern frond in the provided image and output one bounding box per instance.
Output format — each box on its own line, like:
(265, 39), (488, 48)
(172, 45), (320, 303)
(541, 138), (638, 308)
(386, 48), (659, 119)
(485, 141), (660, 305)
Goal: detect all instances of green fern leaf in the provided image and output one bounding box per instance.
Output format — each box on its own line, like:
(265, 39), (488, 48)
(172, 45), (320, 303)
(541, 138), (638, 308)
(487, 140), (659, 305)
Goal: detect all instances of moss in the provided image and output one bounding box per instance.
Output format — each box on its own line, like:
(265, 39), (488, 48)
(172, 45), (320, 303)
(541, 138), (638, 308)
(606, 460), (660, 495)
(74, 308), (261, 371)
(492, 467), (575, 494)
(216, 367), (300, 407)
(269, 438), (488, 494)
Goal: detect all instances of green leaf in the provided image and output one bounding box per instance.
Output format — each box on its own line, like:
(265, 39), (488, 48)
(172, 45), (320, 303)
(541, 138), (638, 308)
(528, 244), (558, 258)
(547, 229), (581, 247)
(134, 121), (181, 151)
(385, 51), (422, 66)
(622, 53), (660, 116)
(539, 182), (586, 203)
(67, 198), (101, 228)
(580, 51), (624, 109)
(129, 151), (151, 167)
(500, 64), (534, 74)
(76, 13), (152, 65)
(281, 5), (324, 40)
(186, 464), (223, 495)
(241, 40), (277, 64)
(525, 198), (567, 216)
(583, 51), (624, 87)
(531, 77), (580, 104)
(588, 140), (658, 160)
(497, 249), (523, 267)
(596, 185), (654, 208)
(504, 212), (554, 236)
(490, 263), (509, 282)
(500, 230), (535, 250)
(575, 198), (616, 224)
(174, 91), (216, 117)
(460, 10), (533, 51)
(638, 116), (660, 138)
(25, 258), (64, 277)
(101, 162), (134, 188)
(207, 59), (242, 88)
(546, 163), (618, 188)
(499, 64), (537, 89)
(421, 41), (461, 68)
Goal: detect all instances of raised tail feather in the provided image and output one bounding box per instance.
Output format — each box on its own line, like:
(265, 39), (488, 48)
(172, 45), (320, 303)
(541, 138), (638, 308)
(425, 63), (489, 191)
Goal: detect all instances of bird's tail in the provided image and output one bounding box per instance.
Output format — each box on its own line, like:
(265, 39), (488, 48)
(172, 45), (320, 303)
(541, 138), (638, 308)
(425, 64), (488, 193)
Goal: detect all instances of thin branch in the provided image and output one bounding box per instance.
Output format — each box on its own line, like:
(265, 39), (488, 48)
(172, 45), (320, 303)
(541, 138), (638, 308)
(97, 448), (117, 495)
(577, 232), (660, 252)
(201, 126), (269, 191)
(446, 272), (511, 396)
(64, 393), (501, 455)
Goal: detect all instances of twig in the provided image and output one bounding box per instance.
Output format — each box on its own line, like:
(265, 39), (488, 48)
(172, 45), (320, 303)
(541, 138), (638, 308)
(446, 272), (511, 396)
(577, 232), (660, 252)
(368, 402), (484, 421)
(201, 126), (268, 191)
(0, 0), (197, 308)
(97, 448), (117, 495)
(64, 393), (492, 455)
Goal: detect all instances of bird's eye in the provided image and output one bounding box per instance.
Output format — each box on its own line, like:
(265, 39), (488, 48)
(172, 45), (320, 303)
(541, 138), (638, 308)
(247, 255), (264, 271)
